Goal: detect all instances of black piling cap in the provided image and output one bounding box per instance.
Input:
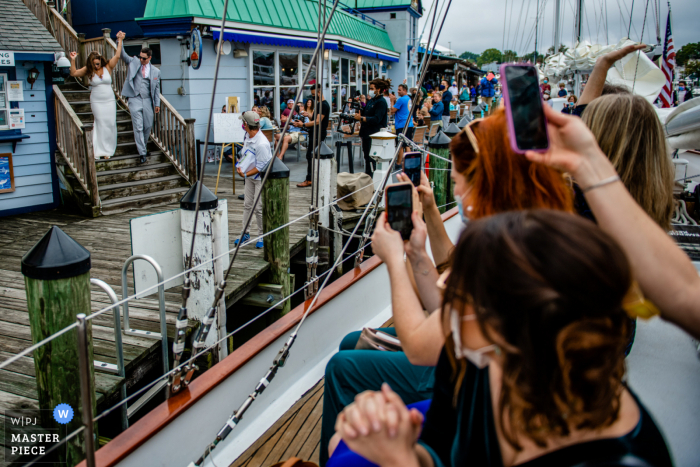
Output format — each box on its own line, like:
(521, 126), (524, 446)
(457, 115), (471, 129)
(180, 181), (218, 211)
(315, 141), (335, 160)
(443, 122), (461, 137)
(22, 226), (91, 280)
(262, 157), (290, 179)
(428, 130), (452, 149)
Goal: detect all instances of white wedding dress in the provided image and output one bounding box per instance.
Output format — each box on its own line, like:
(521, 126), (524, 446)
(90, 69), (117, 159)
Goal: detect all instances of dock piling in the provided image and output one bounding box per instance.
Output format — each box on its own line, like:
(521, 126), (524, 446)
(428, 131), (452, 213)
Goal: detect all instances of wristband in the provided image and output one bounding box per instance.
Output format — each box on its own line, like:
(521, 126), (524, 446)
(582, 175), (620, 193)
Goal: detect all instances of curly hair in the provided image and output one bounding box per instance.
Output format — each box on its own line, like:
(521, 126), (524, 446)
(450, 108), (574, 218)
(442, 210), (630, 450)
(369, 78), (392, 93)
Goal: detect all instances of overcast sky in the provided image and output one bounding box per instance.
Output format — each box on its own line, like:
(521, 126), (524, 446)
(418, 0), (698, 57)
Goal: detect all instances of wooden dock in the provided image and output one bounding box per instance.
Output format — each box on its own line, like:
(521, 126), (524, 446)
(0, 173), (364, 464)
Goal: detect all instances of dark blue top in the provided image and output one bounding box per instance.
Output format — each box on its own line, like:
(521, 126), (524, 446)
(479, 77), (498, 98)
(429, 101), (444, 121)
(359, 95), (388, 138)
(442, 90), (452, 116)
(419, 349), (673, 467)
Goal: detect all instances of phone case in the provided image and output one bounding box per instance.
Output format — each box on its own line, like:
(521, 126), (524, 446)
(385, 182), (414, 240)
(499, 63), (550, 155)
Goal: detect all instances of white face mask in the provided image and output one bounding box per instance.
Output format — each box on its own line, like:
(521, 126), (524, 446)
(368, 90), (376, 98)
(450, 309), (497, 369)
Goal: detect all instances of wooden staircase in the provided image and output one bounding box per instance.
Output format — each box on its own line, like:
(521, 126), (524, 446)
(56, 81), (192, 216)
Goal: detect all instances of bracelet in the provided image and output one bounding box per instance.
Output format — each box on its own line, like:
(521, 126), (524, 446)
(582, 175), (621, 193)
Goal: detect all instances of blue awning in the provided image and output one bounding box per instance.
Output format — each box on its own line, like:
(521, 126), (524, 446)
(344, 44), (378, 59)
(212, 27), (338, 50)
(377, 53), (399, 63)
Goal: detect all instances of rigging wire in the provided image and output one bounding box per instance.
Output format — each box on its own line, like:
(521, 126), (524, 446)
(632, 0), (650, 90)
(627, 0), (635, 37)
(502, 0), (509, 52)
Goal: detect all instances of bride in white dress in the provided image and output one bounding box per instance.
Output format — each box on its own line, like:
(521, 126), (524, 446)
(69, 32), (125, 160)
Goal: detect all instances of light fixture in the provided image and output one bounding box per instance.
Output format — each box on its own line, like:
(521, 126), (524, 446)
(388, 64), (392, 69)
(324, 49), (330, 60)
(380, 60), (383, 66)
(27, 66), (40, 89)
(357, 55), (362, 64)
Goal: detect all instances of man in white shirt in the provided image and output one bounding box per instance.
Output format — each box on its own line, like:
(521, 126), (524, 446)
(235, 111), (273, 248)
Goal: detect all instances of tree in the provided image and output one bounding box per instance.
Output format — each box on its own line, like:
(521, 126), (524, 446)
(502, 50), (518, 62)
(478, 48), (503, 67)
(526, 51), (544, 63)
(459, 51), (479, 62)
(677, 43), (700, 67)
(686, 60), (700, 79)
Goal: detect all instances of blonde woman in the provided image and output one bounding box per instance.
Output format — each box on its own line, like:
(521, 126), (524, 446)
(582, 94), (674, 229)
(256, 106), (275, 130)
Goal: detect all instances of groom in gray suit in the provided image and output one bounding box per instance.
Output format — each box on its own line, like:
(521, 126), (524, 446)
(117, 31), (161, 164)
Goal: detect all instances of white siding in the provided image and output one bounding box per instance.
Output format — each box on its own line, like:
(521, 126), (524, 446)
(0, 62), (55, 214)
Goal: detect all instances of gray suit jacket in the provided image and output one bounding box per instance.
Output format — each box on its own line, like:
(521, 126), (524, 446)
(120, 48), (161, 109)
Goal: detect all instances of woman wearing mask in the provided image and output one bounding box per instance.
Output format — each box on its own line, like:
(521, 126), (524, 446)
(354, 79), (391, 177)
(332, 210), (672, 467)
(459, 84), (470, 102)
(428, 92), (444, 126)
(541, 77), (552, 95)
(561, 95), (578, 114)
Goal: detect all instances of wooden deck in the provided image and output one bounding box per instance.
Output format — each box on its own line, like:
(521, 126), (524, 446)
(231, 379), (326, 467)
(0, 174), (355, 464)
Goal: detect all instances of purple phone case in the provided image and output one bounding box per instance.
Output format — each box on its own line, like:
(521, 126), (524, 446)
(499, 63), (550, 154)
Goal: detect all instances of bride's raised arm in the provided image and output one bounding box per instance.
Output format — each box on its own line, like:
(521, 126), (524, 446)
(68, 51), (87, 77)
(107, 31), (125, 71)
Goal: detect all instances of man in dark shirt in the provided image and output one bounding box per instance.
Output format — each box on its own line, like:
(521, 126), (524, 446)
(294, 84), (330, 187)
(440, 79), (452, 127)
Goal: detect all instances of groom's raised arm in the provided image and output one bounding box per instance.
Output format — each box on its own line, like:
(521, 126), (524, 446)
(120, 39), (133, 64)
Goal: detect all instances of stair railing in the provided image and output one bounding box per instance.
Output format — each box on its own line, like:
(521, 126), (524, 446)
(53, 85), (100, 207)
(23, 0), (82, 66)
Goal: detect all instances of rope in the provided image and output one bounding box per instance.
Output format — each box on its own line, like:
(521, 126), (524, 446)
(91, 238), (374, 424)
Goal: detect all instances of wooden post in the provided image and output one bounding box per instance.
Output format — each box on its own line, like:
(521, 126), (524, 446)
(21, 226), (95, 466)
(428, 131), (451, 213)
(185, 118), (197, 184)
(262, 158), (291, 315)
(102, 28), (111, 59)
(82, 123), (100, 216)
(78, 33), (87, 84)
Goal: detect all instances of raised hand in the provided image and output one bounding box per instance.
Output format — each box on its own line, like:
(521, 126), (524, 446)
(371, 213), (406, 268)
(69, 51), (77, 61)
(116, 31), (126, 41)
(599, 43), (647, 66)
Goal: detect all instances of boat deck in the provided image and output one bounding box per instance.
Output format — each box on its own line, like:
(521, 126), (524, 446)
(0, 173), (365, 464)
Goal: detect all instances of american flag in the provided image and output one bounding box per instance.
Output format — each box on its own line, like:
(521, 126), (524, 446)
(659, 10), (675, 108)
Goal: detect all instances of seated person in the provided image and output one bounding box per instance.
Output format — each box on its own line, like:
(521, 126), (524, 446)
(320, 109), (574, 466)
(557, 81), (568, 97)
(332, 210), (672, 467)
(276, 99), (309, 160)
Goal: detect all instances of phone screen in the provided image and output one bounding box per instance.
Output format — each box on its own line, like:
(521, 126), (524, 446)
(402, 152), (422, 186)
(386, 184), (413, 240)
(504, 65), (549, 151)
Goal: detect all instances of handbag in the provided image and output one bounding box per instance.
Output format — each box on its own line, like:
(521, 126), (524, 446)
(270, 457), (318, 467)
(354, 327), (403, 352)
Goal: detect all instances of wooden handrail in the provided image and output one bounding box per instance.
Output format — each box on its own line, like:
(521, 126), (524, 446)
(53, 85), (92, 197)
(53, 86), (84, 130)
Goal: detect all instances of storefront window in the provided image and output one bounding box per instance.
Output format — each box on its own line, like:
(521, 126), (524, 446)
(341, 58), (349, 85)
(253, 51), (275, 86)
(331, 58), (339, 85)
(253, 87), (275, 110)
(373, 63), (379, 80)
(331, 87), (339, 112)
(279, 53), (299, 86)
(302, 53), (317, 84)
(361, 64), (367, 95)
(0, 74), (7, 128)
(279, 87), (299, 112)
(350, 60), (356, 83)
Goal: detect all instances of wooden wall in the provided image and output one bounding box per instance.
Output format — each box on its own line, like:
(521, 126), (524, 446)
(0, 61), (58, 216)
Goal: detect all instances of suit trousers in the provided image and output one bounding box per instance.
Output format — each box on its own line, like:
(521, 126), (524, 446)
(128, 96), (154, 156)
(320, 327), (436, 466)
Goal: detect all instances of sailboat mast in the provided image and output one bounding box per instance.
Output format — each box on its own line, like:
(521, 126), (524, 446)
(575, 0), (584, 44)
(554, 0), (561, 54)
(534, 0), (539, 63)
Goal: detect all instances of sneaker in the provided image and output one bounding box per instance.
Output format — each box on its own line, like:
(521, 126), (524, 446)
(255, 240), (264, 249)
(234, 233), (250, 246)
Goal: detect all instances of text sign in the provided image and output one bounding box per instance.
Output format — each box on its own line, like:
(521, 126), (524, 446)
(0, 51), (14, 66)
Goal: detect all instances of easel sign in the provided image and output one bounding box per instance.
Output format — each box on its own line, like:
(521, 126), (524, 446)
(227, 96), (239, 114)
(213, 113), (246, 144)
(0, 153), (15, 193)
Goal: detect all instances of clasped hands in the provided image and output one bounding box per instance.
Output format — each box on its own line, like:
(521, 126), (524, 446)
(335, 384), (423, 467)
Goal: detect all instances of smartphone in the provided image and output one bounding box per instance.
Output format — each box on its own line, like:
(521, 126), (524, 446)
(402, 151), (422, 186)
(500, 63), (549, 154)
(385, 182), (414, 240)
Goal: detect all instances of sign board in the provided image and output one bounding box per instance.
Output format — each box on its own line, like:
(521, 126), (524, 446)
(0, 153), (15, 193)
(130, 209), (184, 294)
(0, 51), (14, 67)
(190, 29), (202, 70)
(8, 81), (23, 101)
(213, 112), (246, 143)
(227, 96), (239, 114)
(9, 109), (24, 129)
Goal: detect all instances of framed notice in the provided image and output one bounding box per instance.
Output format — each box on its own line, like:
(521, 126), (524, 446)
(8, 81), (23, 101)
(9, 108), (24, 129)
(0, 153), (15, 193)
(227, 96), (239, 114)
